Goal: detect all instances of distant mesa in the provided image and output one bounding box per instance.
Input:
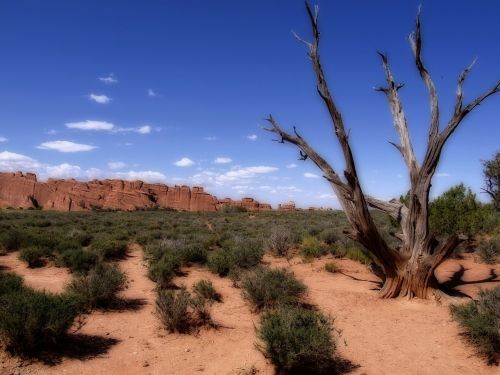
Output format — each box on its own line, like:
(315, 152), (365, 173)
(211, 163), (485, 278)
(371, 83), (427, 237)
(0, 171), (280, 212)
(278, 201), (296, 211)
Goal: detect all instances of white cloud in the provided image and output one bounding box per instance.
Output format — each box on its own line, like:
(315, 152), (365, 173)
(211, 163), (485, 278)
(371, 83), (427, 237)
(214, 157), (232, 164)
(219, 166), (277, 182)
(247, 134), (258, 141)
(37, 140), (97, 153)
(0, 137), (7, 142)
(44, 163), (83, 179)
(204, 136), (217, 141)
(108, 161), (127, 170)
(0, 151), (40, 171)
(286, 163), (297, 169)
(112, 170), (166, 182)
(98, 73), (117, 84)
(175, 157), (195, 167)
(317, 193), (336, 199)
(66, 120), (114, 131)
(190, 165), (278, 188)
(436, 172), (450, 177)
(88, 94), (111, 104)
(46, 129), (57, 135)
(114, 125), (151, 134)
(136, 125), (151, 134)
(147, 89), (156, 97)
(124, 142), (133, 146)
(304, 172), (319, 178)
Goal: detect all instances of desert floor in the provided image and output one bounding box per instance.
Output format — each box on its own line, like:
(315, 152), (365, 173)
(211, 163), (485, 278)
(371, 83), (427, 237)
(1, 245), (498, 375)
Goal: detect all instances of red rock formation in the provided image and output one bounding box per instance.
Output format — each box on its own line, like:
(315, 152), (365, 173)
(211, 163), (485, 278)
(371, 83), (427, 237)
(0, 172), (271, 212)
(278, 201), (296, 211)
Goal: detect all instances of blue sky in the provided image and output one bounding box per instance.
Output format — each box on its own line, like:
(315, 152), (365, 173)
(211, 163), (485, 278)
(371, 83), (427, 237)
(0, 1), (498, 208)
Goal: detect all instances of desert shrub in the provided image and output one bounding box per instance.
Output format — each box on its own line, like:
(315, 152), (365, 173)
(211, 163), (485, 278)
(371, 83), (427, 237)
(155, 288), (191, 333)
(178, 243), (208, 265)
(450, 286), (500, 364)
(60, 249), (99, 273)
(0, 272), (24, 296)
(268, 226), (293, 258)
(320, 229), (339, 245)
(190, 295), (213, 326)
(346, 246), (372, 265)
(241, 268), (306, 311)
(0, 228), (23, 251)
(18, 246), (48, 268)
(193, 279), (222, 302)
(91, 238), (128, 260)
(0, 287), (81, 354)
(232, 239), (264, 269)
(67, 229), (93, 247)
(477, 238), (499, 264)
(324, 261), (340, 273)
(207, 250), (233, 276)
(66, 264), (126, 309)
(148, 252), (182, 287)
(300, 236), (328, 260)
(329, 240), (348, 258)
(257, 307), (336, 374)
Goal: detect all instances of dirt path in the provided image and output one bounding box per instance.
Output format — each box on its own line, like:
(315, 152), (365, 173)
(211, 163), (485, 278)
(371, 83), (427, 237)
(0, 252), (71, 293)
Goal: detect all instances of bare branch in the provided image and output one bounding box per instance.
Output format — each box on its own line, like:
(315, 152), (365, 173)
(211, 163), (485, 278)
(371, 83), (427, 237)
(454, 57), (477, 115)
(365, 196), (408, 224)
(439, 80), (500, 152)
(377, 51), (418, 175)
(409, 8), (439, 142)
(265, 115), (345, 188)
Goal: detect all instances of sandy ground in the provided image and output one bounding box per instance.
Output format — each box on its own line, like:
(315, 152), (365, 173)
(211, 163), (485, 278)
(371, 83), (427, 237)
(0, 246), (498, 375)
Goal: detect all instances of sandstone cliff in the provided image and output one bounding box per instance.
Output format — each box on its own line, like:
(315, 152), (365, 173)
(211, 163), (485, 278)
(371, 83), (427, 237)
(0, 172), (274, 212)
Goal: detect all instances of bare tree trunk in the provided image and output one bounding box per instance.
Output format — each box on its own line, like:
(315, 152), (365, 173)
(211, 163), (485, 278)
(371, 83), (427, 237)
(266, 3), (499, 298)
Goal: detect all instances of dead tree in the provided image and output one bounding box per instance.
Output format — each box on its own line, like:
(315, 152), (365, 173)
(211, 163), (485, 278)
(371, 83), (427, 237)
(265, 3), (500, 298)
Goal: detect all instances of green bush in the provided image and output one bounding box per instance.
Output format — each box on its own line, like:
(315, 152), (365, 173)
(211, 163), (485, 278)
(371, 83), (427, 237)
(148, 252), (182, 288)
(91, 239), (128, 260)
(429, 184), (492, 236)
(0, 285), (81, 354)
(60, 249), (98, 273)
(451, 286), (500, 364)
(346, 246), (372, 265)
(324, 261), (340, 273)
(19, 246), (48, 268)
(268, 226), (293, 258)
(320, 229), (339, 245)
(179, 244), (208, 265)
(155, 288), (191, 333)
(0, 228), (23, 251)
(208, 250), (234, 277)
(477, 238), (499, 264)
(329, 240), (348, 258)
(231, 238), (264, 269)
(300, 236), (328, 260)
(241, 268), (306, 311)
(258, 307), (336, 374)
(193, 279), (222, 302)
(66, 264), (126, 309)
(0, 272), (24, 296)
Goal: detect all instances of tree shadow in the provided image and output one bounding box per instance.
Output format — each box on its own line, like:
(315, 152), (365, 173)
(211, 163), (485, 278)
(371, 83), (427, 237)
(438, 265), (499, 298)
(30, 333), (120, 365)
(338, 271), (383, 289)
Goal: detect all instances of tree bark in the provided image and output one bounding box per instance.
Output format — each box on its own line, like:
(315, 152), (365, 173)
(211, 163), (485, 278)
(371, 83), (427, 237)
(266, 3), (500, 298)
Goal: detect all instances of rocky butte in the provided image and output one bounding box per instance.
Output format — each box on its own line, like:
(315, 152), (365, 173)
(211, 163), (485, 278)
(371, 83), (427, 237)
(0, 171), (274, 212)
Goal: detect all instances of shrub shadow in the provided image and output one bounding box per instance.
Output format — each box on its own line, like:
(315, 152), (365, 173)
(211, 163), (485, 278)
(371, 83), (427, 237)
(31, 333), (120, 365)
(285, 356), (359, 374)
(100, 297), (148, 312)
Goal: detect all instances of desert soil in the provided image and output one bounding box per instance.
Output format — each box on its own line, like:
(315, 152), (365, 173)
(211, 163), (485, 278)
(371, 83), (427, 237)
(0, 246), (498, 375)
